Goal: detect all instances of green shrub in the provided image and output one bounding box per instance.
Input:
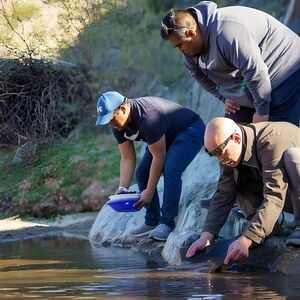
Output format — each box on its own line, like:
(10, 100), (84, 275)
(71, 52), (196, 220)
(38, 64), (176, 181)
(12, 2), (40, 21)
(0, 129), (120, 204)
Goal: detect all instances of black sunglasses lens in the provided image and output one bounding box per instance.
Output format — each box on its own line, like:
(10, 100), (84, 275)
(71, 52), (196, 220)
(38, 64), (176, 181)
(205, 148), (212, 156)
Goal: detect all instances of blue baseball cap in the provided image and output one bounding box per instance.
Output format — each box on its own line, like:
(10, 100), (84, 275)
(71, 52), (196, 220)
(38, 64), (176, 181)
(95, 91), (125, 126)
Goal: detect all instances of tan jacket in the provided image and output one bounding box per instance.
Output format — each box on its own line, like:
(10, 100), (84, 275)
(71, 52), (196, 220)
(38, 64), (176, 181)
(203, 122), (300, 244)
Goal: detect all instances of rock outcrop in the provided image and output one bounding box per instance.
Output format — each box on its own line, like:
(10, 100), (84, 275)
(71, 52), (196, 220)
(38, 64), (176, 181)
(88, 82), (300, 274)
(89, 85), (234, 262)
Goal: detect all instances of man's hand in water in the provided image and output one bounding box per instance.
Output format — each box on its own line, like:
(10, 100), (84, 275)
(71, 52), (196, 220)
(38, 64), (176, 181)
(186, 231), (214, 258)
(224, 235), (253, 265)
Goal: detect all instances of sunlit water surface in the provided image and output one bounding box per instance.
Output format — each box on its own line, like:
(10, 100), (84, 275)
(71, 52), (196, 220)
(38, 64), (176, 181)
(0, 237), (299, 299)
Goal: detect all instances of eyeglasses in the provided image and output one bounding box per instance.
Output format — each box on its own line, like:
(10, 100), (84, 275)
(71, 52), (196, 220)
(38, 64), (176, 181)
(161, 21), (190, 39)
(205, 134), (233, 157)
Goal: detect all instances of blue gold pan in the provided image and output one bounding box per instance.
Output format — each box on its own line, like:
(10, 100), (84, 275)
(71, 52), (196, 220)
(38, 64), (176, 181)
(106, 193), (141, 212)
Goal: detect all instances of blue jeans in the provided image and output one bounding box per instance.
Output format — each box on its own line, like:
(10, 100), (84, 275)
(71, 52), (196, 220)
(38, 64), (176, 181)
(270, 68), (300, 126)
(135, 120), (205, 228)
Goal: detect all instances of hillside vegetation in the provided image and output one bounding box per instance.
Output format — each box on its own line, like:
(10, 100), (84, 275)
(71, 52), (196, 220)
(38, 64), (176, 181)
(0, 0), (291, 217)
(0, 0), (197, 217)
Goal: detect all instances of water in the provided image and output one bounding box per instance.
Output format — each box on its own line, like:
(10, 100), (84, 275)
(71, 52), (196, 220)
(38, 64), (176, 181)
(0, 237), (299, 299)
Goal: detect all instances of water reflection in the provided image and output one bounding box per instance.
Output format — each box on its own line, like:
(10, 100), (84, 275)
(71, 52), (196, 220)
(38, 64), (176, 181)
(0, 237), (298, 299)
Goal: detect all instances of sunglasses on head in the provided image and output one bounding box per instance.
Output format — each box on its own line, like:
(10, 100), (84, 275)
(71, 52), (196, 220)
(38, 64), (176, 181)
(160, 14), (191, 40)
(205, 133), (234, 157)
(161, 21), (190, 35)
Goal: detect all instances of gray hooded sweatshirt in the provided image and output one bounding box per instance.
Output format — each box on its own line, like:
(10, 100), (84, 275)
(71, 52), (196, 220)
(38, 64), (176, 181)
(184, 1), (300, 115)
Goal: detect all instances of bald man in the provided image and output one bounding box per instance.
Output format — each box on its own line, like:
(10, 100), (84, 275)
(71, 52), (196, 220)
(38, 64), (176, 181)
(186, 117), (300, 264)
(161, 1), (300, 125)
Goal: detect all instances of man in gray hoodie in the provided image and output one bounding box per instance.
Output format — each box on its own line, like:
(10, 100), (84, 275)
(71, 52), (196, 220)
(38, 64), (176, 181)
(161, 1), (300, 125)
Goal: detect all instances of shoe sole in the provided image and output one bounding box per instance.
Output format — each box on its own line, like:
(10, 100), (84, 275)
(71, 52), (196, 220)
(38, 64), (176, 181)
(286, 239), (300, 246)
(130, 229), (154, 237)
(149, 235), (167, 241)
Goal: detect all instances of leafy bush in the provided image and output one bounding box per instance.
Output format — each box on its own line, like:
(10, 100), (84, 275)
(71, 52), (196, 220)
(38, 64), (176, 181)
(0, 1), (40, 30)
(0, 129), (120, 204)
(12, 1), (40, 21)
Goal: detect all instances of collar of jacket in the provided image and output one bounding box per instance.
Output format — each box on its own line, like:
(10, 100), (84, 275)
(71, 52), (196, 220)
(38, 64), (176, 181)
(240, 124), (260, 169)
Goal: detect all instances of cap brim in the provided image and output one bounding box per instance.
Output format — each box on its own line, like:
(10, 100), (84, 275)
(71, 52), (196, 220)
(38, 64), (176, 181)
(95, 112), (113, 126)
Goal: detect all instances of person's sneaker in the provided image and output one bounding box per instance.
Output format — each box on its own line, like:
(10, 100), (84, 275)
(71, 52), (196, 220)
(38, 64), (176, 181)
(286, 228), (300, 246)
(129, 224), (156, 237)
(149, 223), (173, 241)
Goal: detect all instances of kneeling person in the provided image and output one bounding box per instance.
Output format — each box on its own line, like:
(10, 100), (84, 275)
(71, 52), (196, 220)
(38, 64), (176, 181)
(187, 117), (300, 263)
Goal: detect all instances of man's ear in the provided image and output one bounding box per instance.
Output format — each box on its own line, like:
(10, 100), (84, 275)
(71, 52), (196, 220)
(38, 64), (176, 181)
(118, 106), (124, 115)
(185, 29), (196, 38)
(119, 103), (128, 115)
(232, 132), (241, 144)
